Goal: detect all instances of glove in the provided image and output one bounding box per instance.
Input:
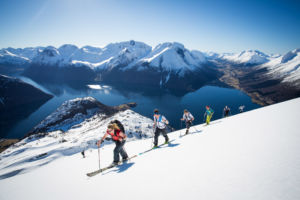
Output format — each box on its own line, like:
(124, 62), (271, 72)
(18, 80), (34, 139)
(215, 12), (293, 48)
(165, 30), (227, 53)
(96, 140), (102, 147)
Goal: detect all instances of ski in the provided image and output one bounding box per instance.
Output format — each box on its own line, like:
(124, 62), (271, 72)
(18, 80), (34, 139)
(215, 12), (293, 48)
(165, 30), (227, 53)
(87, 139), (175, 177)
(86, 155), (137, 177)
(180, 133), (189, 138)
(138, 139), (176, 156)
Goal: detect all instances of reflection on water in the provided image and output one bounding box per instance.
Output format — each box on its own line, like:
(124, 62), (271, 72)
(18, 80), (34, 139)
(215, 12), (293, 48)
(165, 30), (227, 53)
(3, 77), (261, 139)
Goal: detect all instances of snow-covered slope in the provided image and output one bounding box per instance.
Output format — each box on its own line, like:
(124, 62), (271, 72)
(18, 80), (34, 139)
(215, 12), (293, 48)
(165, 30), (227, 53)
(0, 49), (30, 65)
(220, 50), (270, 65)
(0, 97), (299, 200)
(260, 48), (300, 87)
(0, 47), (44, 65)
(0, 96), (153, 181)
(29, 97), (138, 134)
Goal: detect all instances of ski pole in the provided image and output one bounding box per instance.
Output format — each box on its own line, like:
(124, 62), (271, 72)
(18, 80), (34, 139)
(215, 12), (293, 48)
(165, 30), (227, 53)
(191, 121), (198, 133)
(151, 127), (155, 148)
(98, 145), (101, 170)
(180, 120), (183, 136)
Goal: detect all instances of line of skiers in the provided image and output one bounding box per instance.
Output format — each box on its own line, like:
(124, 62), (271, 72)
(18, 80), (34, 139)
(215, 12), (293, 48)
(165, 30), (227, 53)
(223, 105), (245, 117)
(95, 105), (245, 166)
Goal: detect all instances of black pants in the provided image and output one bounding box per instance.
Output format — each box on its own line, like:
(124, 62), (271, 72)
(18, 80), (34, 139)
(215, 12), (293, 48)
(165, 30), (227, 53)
(154, 127), (169, 146)
(113, 140), (128, 163)
(185, 121), (192, 129)
(224, 111), (229, 117)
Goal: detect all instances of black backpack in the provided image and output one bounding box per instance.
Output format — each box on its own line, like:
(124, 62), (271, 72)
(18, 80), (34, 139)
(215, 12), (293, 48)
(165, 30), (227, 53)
(110, 120), (125, 133)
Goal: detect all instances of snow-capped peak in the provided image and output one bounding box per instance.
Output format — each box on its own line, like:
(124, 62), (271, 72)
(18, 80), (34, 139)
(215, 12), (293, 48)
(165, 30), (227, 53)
(221, 49), (270, 65)
(91, 40), (152, 70)
(58, 44), (79, 59)
(32, 46), (62, 66)
(135, 42), (206, 76)
(281, 48), (300, 64)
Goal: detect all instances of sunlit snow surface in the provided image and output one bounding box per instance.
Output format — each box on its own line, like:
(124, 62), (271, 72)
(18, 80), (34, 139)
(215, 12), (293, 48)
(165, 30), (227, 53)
(0, 98), (299, 200)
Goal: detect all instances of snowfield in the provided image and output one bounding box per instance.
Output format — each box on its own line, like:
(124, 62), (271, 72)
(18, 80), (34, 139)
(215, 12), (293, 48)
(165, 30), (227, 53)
(0, 98), (299, 199)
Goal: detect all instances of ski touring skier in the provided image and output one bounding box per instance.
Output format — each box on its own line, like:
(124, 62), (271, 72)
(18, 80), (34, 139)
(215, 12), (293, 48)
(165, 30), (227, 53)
(239, 105), (245, 113)
(223, 105), (231, 117)
(81, 151), (85, 158)
(181, 109), (194, 135)
(97, 122), (129, 166)
(153, 109), (169, 148)
(204, 105), (214, 125)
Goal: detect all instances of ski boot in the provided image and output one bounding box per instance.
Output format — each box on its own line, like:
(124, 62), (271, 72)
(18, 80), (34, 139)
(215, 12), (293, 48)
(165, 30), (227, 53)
(185, 129), (189, 135)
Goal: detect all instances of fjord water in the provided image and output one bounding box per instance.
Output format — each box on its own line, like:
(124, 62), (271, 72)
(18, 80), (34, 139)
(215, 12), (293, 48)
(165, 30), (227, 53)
(4, 77), (260, 138)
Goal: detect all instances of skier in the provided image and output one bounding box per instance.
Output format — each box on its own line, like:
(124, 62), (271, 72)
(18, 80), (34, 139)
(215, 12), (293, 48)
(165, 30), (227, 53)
(97, 123), (128, 166)
(153, 109), (169, 148)
(81, 151), (85, 158)
(181, 109), (194, 135)
(223, 105), (231, 117)
(239, 105), (245, 113)
(204, 105), (214, 125)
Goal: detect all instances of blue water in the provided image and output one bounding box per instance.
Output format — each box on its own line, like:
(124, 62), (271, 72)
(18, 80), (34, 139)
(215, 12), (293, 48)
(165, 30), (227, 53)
(4, 77), (261, 138)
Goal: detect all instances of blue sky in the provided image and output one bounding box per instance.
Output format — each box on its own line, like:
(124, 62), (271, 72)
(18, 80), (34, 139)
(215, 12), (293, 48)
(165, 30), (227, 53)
(0, 0), (299, 54)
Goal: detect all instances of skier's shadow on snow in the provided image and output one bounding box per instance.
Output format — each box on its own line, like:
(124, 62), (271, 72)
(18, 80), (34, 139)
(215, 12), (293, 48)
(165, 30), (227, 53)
(103, 162), (135, 175)
(179, 129), (203, 138)
(160, 142), (180, 149)
(0, 169), (24, 180)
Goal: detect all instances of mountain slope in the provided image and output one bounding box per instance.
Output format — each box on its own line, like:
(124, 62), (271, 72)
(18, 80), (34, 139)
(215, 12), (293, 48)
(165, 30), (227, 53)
(219, 50), (270, 65)
(0, 74), (53, 111)
(260, 48), (300, 87)
(0, 97), (154, 180)
(0, 98), (299, 200)
(28, 97), (137, 135)
(0, 74), (53, 137)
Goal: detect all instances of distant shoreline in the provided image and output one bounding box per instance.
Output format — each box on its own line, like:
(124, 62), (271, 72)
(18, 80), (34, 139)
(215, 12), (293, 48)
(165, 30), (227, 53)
(0, 139), (19, 153)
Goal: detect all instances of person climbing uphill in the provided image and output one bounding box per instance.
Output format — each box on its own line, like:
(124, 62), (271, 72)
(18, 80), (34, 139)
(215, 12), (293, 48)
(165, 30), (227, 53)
(97, 122), (128, 166)
(181, 109), (194, 135)
(204, 105), (214, 125)
(223, 105), (231, 117)
(153, 109), (169, 148)
(239, 105), (245, 113)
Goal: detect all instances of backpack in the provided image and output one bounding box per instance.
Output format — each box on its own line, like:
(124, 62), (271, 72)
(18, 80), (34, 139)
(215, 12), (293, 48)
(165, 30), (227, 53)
(154, 114), (167, 129)
(110, 120), (125, 133)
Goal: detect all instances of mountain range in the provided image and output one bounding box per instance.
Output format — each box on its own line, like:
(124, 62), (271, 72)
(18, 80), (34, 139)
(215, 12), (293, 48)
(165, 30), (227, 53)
(0, 41), (299, 105)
